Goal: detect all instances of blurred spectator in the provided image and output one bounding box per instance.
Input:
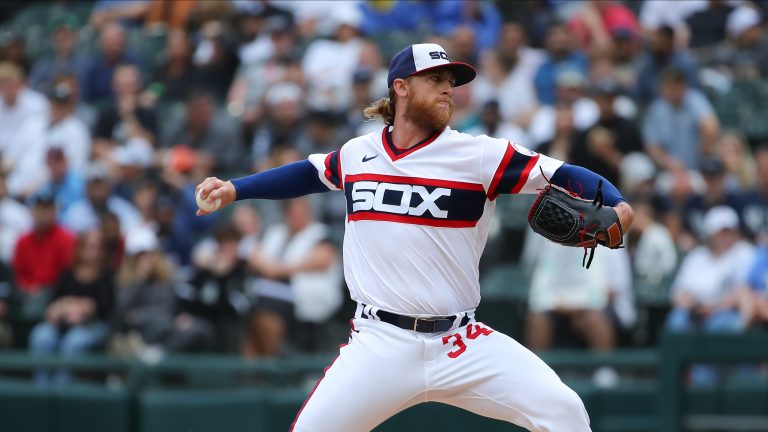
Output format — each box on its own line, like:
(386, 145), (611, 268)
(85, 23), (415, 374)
(113, 227), (176, 357)
(111, 137), (155, 201)
(568, 78), (644, 186)
(234, 2), (291, 66)
(533, 22), (589, 106)
(682, 156), (742, 241)
(472, 50), (538, 126)
(46, 78), (91, 172)
(741, 242), (768, 327)
(667, 206), (754, 331)
(666, 206), (754, 381)
(162, 91), (243, 174)
(245, 198), (341, 357)
(635, 25), (701, 106)
(567, 0), (639, 52)
(182, 223), (250, 353)
(717, 130), (757, 193)
(684, 0), (736, 50)
(192, 19), (241, 102)
(0, 30), (31, 75)
(61, 163), (142, 234)
(528, 69), (598, 147)
(710, 4), (768, 79)
(465, 100), (532, 148)
(295, 110), (347, 156)
(610, 27), (641, 92)
(0, 260), (12, 348)
(473, 23), (543, 125)
(81, 22), (141, 104)
(346, 66), (382, 135)
(643, 68), (719, 171)
(89, 0), (152, 30)
(29, 229), (115, 384)
(739, 146), (768, 239)
(123, 177), (159, 228)
(144, 0), (197, 31)
(28, 16), (88, 94)
(148, 30), (203, 104)
(638, 0), (706, 43)
(36, 147), (86, 218)
(0, 62), (49, 198)
(12, 193), (76, 316)
(100, 211), (125, 271)
(251, 81), (304, 171)
(0, 170), (32, 264)
(301, 6), (379, 112)
(155, 195), (193, 268)
(537, 103), (579, 163)
(93, 63), (158, 161)
(227, 13), (302, 133)
(627, 198), (678, 284)
(430, 1), (502, 55)
(524, 234), (632, 352)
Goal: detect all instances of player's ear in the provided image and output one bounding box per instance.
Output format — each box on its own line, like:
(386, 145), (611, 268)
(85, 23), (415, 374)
(393, 78), (409, 98)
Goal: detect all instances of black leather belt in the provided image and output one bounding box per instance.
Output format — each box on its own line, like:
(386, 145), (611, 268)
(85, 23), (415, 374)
(363, 306), (470, 333)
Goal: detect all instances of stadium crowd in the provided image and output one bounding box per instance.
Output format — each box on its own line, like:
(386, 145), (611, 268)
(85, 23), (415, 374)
(1, 0), (768, 383)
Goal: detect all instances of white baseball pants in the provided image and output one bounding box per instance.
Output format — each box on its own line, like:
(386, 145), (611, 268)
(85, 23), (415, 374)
(290, 306), (591, 432)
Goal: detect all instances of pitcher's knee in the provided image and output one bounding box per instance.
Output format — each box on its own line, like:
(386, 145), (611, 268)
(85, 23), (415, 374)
(542, 387), (590, 431)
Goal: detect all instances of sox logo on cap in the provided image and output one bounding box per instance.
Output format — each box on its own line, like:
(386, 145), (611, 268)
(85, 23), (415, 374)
(387, 43), (476, 89)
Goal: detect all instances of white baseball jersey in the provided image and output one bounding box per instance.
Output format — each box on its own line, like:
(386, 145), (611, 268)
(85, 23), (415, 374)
(308, 126), (563, 316)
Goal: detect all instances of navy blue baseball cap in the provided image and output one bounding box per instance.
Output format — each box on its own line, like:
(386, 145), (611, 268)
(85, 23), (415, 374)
(387, 43), (476, 89)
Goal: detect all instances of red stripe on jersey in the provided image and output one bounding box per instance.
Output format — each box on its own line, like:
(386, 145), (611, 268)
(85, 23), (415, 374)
(487, 143), (515, 200)
(345, 173), (484, 191)
(336, 149), (343, 190)
(289, 345), (347, 431)
(324, 152), (342, 189)
(510, 153), (540, 194)
(348, 212), (478, 228)
(382, 127), (443, 161)
(323, 152), (335, 186)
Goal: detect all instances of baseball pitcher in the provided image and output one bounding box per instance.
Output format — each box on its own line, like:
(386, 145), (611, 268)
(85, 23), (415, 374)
(196, 43), (633, 432)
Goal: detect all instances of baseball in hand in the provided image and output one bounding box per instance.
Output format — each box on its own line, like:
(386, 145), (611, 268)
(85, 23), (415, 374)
(196, 189), (221, 212)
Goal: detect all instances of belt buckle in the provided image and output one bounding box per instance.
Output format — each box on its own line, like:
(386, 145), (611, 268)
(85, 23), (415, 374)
(412, 318), (420, 332)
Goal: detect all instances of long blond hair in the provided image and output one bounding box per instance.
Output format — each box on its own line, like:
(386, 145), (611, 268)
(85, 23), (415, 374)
(363, 88), (397, 125)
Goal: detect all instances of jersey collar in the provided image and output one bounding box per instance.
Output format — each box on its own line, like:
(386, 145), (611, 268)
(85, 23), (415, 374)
(382, 126), (443, 161)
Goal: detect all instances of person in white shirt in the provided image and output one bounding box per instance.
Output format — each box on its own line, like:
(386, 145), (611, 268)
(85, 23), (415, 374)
(667, 206), (755, 332)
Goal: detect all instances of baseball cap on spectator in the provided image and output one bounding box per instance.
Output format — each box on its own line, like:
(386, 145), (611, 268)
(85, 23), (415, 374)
(265, 82), (303, 106)
(699, 156), (725, 176)
(49, 81), (74, 103)
(727, 5), (762, 39)
(387, 43), (476, 89)
(125, 227), (159, 255)
(703, 206), (740, 236)
(27, 191), (56, 207)
(620, 152), (655, 190)
(611, 26), (636, 40)
(50, 14), (79, 31)
(556, 69), (586, 89)
(591, 77), (623, 97)
(353, 67), (373, 84)
(114, 137), (154, 168)
(329, 5), (363, 31)
(85, 162), (110, 182)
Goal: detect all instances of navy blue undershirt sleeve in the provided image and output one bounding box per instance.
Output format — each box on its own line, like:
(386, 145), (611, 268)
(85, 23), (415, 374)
(230, 160), (330, 201)
(550, 163), (625, 206)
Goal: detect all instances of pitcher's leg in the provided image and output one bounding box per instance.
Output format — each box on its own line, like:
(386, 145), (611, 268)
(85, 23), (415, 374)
(291, 321), (426, 432)
(429, 323), (590, 432)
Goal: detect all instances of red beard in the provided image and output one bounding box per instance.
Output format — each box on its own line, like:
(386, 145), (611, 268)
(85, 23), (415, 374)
(404, 93), (455, 131)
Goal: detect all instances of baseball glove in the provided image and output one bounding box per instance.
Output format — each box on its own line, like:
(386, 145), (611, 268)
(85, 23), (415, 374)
(527, 179), (623, 268)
